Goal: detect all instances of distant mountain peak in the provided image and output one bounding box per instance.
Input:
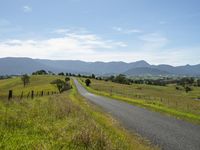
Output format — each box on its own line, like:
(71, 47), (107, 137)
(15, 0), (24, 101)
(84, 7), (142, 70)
(135, 60), (149, 65)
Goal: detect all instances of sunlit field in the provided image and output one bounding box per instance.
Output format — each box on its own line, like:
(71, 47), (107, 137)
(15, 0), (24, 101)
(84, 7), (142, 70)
(79, 78), (200, 123)
(0, 76), (156, 150)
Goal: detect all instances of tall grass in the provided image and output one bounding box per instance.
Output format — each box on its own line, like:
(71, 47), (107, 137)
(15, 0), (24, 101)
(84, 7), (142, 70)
(0, 76), (156, 150)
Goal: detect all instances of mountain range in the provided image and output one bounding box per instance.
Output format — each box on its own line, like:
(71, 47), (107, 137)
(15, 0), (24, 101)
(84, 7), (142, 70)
(0, 57), (200, 76)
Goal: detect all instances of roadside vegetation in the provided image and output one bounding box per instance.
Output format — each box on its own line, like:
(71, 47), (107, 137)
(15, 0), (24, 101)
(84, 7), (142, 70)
(79, 77), (200, 124)
(0, 75), (157, 149)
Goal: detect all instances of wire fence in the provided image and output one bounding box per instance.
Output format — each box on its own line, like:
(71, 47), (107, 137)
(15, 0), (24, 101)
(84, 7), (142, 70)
(7, 90), (59, 101)
(91, 84), (200, 115)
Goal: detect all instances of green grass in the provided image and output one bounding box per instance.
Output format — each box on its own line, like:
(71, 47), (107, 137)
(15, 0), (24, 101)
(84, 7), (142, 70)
(0, 75), (63, 101)
(78, 78), (200, 124)
(0, 76), (157, 150)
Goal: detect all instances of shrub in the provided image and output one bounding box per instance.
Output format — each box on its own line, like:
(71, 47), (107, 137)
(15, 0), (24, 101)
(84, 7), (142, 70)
(65, 77), (70, 82)
(85, 79), (91, 86)
(185, 86), (192, 93)
(51, 79), (71, 93)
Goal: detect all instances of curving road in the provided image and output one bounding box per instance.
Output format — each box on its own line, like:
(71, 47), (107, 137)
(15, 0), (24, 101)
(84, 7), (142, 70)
(73, 78), (200, 150)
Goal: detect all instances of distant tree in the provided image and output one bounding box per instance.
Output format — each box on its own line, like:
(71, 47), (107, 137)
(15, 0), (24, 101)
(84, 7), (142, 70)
(21, 74), (30, 87)
(91, 74), (95, 79)
(178, 77), (194, 87)
(58, 72), (65, 76)
(185, 86), (192, 93)
(178, 77), (194, 92)
(197, 79), (200, 87)
(108, 75), (115, 82)
(85, 79), (91, 86)
(66, 73), (69, 76)
(32, 70), (48, 75)
(114, 74), (129, 84)
(51, 79), (71, 93)
(96, 77), (102, 80)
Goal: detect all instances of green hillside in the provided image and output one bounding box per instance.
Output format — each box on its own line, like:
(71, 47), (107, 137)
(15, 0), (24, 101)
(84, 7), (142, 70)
(0, 76), (156, 150)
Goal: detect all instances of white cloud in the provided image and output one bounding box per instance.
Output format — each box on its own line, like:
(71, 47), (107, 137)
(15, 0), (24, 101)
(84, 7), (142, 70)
(53, 29), (70, 34)
(0, 28), (199, 66)
(53, 27), (88, 35)
(23, 6), (32, 13)
(112, 26), (142, 34)
(0, 32), (127, 59)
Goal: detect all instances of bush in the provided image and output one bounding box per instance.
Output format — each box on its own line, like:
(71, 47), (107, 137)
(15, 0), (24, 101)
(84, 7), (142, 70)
(51, 79), (71, 93)
(65, 77), (70, 82)
(185, 86), (192, 93)
(85, 79), (91, 86)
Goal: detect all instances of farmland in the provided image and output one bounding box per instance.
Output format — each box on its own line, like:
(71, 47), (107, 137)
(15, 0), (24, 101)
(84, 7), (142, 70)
(0, 76), (156, 150)
(79, 78), (200, 124)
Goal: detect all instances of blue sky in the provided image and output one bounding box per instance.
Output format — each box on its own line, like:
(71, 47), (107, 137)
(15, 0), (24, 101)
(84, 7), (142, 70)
(0, 0), (200, 65)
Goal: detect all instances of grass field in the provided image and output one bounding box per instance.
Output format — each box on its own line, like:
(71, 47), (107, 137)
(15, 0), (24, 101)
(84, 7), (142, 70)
(79, 78), (200, 124)
(0, 76), (157, 150)
(0, 75), (64, 101)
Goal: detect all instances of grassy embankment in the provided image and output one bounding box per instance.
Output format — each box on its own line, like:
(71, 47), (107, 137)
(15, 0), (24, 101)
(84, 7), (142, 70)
(0, 76), (157, 150)
(78, 78), (200, 124)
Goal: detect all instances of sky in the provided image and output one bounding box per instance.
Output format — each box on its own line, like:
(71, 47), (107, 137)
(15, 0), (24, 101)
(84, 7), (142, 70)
(0, 0), (200, 66)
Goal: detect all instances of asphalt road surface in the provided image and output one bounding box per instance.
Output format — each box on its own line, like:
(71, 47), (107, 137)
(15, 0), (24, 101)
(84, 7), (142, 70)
(73, 78), (200, 150)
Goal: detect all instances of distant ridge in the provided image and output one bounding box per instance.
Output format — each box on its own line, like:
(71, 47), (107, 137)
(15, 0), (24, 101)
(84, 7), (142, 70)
(0, 57), (200, 76)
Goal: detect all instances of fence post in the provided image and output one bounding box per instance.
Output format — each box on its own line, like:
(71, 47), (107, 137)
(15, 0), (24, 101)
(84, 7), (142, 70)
(41, 91), (44, 96)
(8, 90), (12, 100)
(31, 90), (34, 99)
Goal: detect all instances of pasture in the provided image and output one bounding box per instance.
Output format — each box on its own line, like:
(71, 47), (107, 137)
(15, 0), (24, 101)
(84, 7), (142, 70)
(79, 78), (200, 123)
(0, 76), (156, 150)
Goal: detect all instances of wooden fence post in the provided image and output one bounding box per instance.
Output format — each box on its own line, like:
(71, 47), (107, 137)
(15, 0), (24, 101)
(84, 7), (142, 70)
(41, 91), (44, 96)
(8, 90), (12, 100)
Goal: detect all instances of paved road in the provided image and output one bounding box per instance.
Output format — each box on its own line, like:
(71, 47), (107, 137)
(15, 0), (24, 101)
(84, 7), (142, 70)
(73, 78), (200, 150)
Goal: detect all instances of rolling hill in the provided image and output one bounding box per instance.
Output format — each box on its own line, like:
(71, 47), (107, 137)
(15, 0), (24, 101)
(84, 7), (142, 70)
(0, 57), (200, 76)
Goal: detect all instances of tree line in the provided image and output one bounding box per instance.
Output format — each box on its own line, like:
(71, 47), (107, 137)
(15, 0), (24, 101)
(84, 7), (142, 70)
(6, 69), (200, 93)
